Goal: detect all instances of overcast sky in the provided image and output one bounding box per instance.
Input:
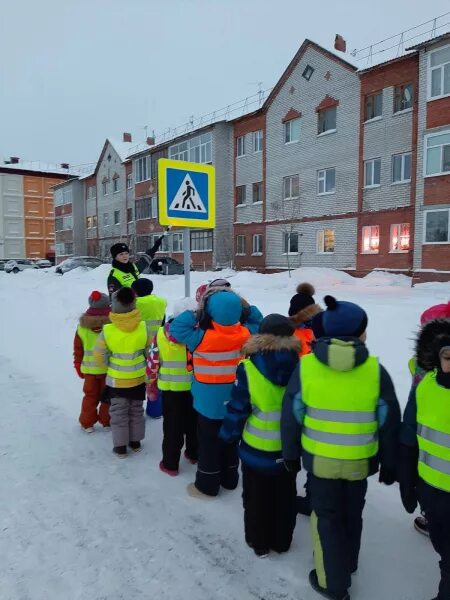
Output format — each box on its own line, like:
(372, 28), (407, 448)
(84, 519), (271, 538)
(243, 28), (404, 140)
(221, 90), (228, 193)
(1, 0), (449, 167)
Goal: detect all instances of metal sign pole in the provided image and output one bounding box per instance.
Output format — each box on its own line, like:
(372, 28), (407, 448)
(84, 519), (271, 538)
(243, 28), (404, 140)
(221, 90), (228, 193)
(183, 228), (191, 298)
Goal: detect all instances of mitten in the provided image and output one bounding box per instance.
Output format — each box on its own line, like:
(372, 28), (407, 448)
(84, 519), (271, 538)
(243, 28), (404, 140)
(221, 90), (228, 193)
(378, 465), (397, 486)
(283, 459), (301, 474)
(400, 481), (418, 514)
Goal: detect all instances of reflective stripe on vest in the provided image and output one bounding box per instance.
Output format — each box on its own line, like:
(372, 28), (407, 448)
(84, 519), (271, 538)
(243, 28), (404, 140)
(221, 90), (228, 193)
(77, 325), (107, 375)
(300, 352), (379, 461)
(417, 372), (450, 492)
(110, 265), (140, 288)
(157, 327), (191, 392)
(103, 320), (147, 383)
(241, 360), (285, 452)
(136, 295), (167, 335)
(192, 323), (250, 384)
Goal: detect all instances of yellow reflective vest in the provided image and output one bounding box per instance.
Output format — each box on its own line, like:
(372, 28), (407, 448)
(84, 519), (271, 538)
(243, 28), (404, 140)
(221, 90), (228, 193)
(136, 295), (167, 336)
(77, 325), (107, 375)
(110, 265), (140, 288)
(156, 327), (191, 392)
(103, 321), (147, 386)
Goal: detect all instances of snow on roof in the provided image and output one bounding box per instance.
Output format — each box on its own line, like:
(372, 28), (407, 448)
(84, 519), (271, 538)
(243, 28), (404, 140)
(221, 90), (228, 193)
(108, 139), (135, 162)
(0, 161), (76, 176)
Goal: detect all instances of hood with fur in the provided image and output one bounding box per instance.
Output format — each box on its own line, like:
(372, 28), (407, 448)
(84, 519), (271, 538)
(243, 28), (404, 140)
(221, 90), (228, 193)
(243, 333), (300, 387)
(289, 303), (322, 326)
(109, 309), (142, 332)
(79, 314), (110, 332)
(417, 319), (450, 372)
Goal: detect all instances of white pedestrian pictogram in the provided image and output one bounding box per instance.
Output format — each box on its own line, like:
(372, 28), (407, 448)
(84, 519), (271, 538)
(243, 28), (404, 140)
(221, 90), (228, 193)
(168, 174), (206, 213)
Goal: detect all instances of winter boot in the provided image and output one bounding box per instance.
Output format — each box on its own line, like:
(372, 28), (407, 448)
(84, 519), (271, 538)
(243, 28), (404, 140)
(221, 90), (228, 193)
(129, 441), (142, 453)
(309, 570), (350, 600)
(414, 514), (430, 536)
(159, 461), (178, 477)
(82, 426), (94, 434)
(113, 446), (127, 458)
(184, 450), (198, 465)
(102, 426), (111, 431)
(186, 482), (215, 499)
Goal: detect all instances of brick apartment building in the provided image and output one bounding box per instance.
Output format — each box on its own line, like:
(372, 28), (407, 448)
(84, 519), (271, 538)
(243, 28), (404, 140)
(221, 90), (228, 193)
(0, 159), (71, 261)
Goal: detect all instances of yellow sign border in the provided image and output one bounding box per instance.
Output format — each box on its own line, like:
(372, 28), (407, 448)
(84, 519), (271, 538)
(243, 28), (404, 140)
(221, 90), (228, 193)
(158, 158), (216, 228)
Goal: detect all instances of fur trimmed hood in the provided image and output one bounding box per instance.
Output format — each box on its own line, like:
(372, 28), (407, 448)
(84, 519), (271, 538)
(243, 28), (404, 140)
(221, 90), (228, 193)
(417, 319), (450, 371)
(289, 303), (322, 325)
(243, 333), (300, 356)
(79, 314), (110, 332)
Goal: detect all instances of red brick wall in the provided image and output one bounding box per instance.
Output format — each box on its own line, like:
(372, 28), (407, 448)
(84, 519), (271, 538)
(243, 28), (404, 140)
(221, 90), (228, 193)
(424, 175), (450, 205)
(359, 55), (418, 93)
(427, 97), (450, 129)
(422, 244), (450, 270)
(191, 252), (213, 270)
(234, 223), (266, 270)
(135, 180), (156, 199)
(136, 219), (159, 235)
(357, 208), (413, 271)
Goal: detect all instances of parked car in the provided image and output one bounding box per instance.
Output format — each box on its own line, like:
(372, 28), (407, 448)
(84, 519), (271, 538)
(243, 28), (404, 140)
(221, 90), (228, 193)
(55, 256), (104, 275)
(5, 259), (39, 273)
(34, 259), (53, 269)
(0, 259), (9, 271)
(138, 254), (186, 275)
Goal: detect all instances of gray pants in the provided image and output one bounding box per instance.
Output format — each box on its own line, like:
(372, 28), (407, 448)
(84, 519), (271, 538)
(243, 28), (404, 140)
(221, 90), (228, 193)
(110, 397), (145, 448)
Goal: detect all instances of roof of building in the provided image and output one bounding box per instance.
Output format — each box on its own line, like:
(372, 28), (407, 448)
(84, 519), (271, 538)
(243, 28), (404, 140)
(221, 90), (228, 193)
(0, 161), (75, 176)
(406, 30), (450, 52)
(358, 50), (419, 74)
(108, 139), (135, 162)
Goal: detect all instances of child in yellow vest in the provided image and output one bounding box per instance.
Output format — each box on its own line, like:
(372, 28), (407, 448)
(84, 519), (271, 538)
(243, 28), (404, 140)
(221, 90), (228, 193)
(94, 287), (153, 457)
(73, 291), (111, 433)
(147, 300), (198, 475)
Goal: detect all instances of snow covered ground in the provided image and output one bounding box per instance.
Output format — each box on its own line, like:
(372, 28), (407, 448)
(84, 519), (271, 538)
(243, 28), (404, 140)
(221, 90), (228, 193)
(1, 265), (448, 600)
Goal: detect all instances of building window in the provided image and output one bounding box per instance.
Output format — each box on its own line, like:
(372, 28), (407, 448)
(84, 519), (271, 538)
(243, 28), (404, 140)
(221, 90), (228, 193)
(425, 130), (450, 176)
(284, 118), (301, 143)
(127, 174), (133, 189)
(65, 242), (73, 255)
(55, 215), (72, 231)
(253, 130), (263, 153)
(390, 223), (410, 252)
(114, 210), (120, 225)
(318, 107), (336, 134)
(135, 197), (151, 220)
(283, 175), (299, 200)
(102, 181), (108, 196)
(392, 152), (412, 183)
(317, 168), (336, 195)
(252, 182), (263, 204)
(429, 44), (450, 99)
(236, 185), (246, 206)
(150, 196), (158, 219)
(55, 217), (63, 231)
(134, 156), (151, 183)
(92, 215), (97, 228)
(364, 158), (381, 188)
(362, 225), (380, 253)
(54, 189), (63, 207)
(317, 229), (335, 254)
(191, 230), (213, 252)
(87, 185), (96, 199)
(365, 91), (383, 121)
(283, 232), (299, 254)
(62, 187), (73, 204)
(252, 234), (263, 255)
(172, 232), (184, 252)
(103, 212), (109, 227)
(302, 65), (314, 81)
(113, 178), (119, 193)
(394, 84), (413, 112)
(127, 207), (133, 222)
(169, 133), (212, 164)
(169, 140), (188, 162)
(424, 209), (450, 243)
(236, 235), (246, 255)
(86, 216), (93, 229)
(237, 135), (245, 157)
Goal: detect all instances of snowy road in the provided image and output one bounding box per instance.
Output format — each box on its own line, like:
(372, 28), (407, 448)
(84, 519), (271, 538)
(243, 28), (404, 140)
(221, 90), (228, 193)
(0, 267), (446, 599)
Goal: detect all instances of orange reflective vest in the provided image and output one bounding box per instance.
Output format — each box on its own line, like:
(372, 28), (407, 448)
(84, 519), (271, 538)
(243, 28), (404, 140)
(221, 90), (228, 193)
(192, 322), (251, 384)
(294, 328), (314, 357)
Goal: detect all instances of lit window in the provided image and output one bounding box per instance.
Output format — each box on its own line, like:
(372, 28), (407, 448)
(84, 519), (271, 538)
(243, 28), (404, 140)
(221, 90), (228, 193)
(390, 223), (410, 252)
(317, 229), (335, 253)
(362, 225), (379, 253)
(364, 158), (381, 187)
(317, 168), (336, 194)
(284, 118), (301, 143)
(394, 84), (413, 112)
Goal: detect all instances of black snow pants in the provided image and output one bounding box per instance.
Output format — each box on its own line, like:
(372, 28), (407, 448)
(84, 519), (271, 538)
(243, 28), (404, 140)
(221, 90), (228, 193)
(418, 479), (450, 600)
(195, 415), (239, 496)
(308, 474), (368, 596)
(161, 390), (198, 471)
(242, 464), (297, 554)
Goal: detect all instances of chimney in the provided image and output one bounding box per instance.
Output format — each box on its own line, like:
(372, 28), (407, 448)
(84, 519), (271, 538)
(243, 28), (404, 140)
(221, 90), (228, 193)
(123, 132), (132, 143)
(60, 163), (69, 170)
(334, 34), (346, 53)
(146, 136), (155, 146)
(10, 156), (20, 164)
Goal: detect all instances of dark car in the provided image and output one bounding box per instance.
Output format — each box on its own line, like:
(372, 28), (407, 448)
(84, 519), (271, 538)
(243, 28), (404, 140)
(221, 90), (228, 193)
(55, 256), (104, 274)
(0, 259), (9, 271)
(137, 254), (185, 275)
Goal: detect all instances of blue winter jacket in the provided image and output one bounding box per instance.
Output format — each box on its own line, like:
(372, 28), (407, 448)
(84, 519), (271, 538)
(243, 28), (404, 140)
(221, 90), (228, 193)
(220, 333), (300, 471)
(169, 291), (263, 419)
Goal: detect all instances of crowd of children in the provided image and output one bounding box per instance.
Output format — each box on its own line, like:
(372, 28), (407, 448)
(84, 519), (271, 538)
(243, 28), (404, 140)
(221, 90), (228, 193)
(73, 259), (450, 600)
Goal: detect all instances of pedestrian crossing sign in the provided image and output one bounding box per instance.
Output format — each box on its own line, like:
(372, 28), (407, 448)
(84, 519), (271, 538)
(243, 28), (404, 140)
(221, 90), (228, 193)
(158, 158), (215, 228)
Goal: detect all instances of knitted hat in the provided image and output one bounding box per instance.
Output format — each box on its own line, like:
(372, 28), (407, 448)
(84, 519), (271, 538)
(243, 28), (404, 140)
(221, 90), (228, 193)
(420, 301), (450, 325)
(111, 287), (136, 313)
(131, 278), (154, 297)
(86, 290), (110, 316)
(259, 314), (295, 337)
(312, 295), (368, 338)
(288, 283), (316, 316)
(209, 278), (231, 289)
(110, 242), (130, 258)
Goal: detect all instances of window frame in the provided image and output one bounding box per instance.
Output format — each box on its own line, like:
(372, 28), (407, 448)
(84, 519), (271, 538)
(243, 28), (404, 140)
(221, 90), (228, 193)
(393, 83), (413, 113)
(134, 156), (151, 183)
(252, 234), (263, 255)
(252, 181), (263, 204)
(127, 207), (133, 223)
(317, 168), (336, 195)
(113, 178), (119, 194)
(103, 212), (109, 227)
(236, 235), (246, 255)
(390, 222), (411, 253)
(282, 231), (299, 255)
(102, 181), (108, 196)
(361, 225), (380, 254)
(284, 118), (301, 144)
(364, 158), (382, 188)
(364, 91), (383, 122)
(428, 43), (450, 101)
(283, 175), (299, 200)
(424, 130), (450, 177)
(190, 230), (213, 252)
(236, 135), (246, 157)
(114, 210), (120, 225)
(392, 152), (412, 184)
(236, 185), (246, 206)
(253, 130), (263, 153)
(302, 65), (314, 81)
(423, 208), (450, 244)
(172, 232), (184, 253)
(126, 174), (133, 189)
(317, 106), (337, 135)
(316, 229), (335, 254)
